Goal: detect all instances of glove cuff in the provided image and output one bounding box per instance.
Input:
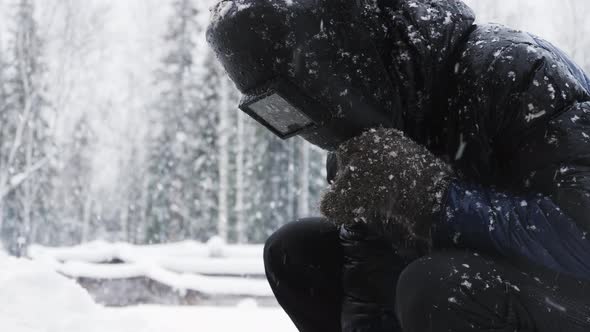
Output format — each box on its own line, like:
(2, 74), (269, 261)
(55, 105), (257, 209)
(402, 171), (454, 243)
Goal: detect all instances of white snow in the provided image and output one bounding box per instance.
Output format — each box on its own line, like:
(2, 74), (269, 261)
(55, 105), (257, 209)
(443, 11), (453, 25)
(545, 297), (567, 313)
(210, 0), (255, 26)
(508, 71), (516, 81)
(29, 240), (271, 297)
(454, 133), (467, 160)
(30, 240), (264, 262)
(102, 305), (297, 332)
(525, 110), (547, 122)
(0, 252), (98, 332)
(211, 1), (234, 24)
(0, 252), (295, 332)
(56, 260), (272, 297)
(547, 84), (556, 100)
(461, 280), (473, 289)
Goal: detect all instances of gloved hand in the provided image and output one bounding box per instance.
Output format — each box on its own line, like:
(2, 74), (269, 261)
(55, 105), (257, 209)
(321, 128), (455, 243)
(339, 222), (426, 332)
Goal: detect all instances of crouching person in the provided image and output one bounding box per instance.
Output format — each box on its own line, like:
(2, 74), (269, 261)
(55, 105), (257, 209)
(207, 0), (590, 331)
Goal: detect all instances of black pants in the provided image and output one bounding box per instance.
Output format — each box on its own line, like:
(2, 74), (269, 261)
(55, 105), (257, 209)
(264, 218), (590, 332)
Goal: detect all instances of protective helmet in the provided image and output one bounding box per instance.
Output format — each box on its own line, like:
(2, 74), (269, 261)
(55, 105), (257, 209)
(206, 0), (401, 151)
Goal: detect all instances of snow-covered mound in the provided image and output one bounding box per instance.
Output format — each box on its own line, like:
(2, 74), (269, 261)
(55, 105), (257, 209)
(0, 251), (295, 332)
(0, 252), (99, 332)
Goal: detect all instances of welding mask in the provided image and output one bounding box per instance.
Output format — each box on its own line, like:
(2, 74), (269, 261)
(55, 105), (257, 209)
(207, 0), (402, 151)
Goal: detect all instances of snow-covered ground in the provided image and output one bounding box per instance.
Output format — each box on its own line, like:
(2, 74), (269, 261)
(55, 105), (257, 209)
(7, 303), (296, 332)
(100, 305), (296, 332)
(0, 252), (296, 332)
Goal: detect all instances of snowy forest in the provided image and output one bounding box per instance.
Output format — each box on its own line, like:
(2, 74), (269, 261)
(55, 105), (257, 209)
(0, 0), (588, 255)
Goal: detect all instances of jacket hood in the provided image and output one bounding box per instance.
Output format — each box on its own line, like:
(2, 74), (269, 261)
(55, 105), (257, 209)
(207, 0), (475, 148)
(357, 0), (475, 141)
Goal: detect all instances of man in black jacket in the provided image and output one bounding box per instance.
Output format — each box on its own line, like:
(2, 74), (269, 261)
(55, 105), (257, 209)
(207, 0), (590, 331)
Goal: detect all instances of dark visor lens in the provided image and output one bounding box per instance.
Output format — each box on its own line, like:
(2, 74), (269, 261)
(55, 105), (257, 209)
(246, 93), (313, 136)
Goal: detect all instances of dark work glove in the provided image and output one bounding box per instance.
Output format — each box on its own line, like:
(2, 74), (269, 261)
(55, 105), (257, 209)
(339, 222), (426, 332)
(321, 128), (455, 243)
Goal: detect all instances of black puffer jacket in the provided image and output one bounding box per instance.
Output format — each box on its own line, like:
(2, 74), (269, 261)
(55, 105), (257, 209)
(327, 0), (590, 278)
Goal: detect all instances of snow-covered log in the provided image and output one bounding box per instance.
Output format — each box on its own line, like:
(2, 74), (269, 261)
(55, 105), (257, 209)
(28, 240), (272, 305)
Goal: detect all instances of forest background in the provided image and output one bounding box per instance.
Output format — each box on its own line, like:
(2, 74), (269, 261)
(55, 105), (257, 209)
(0, 0), (587, 255)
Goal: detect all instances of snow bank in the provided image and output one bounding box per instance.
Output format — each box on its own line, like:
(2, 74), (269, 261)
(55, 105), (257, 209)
(0, 253), (99, 332)
(103, 305), (297, 332)
(0, 252), (294, 332)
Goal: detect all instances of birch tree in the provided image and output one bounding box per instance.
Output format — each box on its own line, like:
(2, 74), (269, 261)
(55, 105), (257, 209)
(1, 0), (54, 255)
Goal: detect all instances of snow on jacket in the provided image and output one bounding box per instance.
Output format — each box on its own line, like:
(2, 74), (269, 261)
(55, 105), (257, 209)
(346, 0), (590, 279)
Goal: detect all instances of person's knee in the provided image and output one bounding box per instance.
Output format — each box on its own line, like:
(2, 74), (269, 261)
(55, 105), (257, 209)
(395, 251), (480, 331)
(396, 251), (538, 331)
(264, 218), (337, 282)
(264, 219), (314, 268)
(396, 255), (447, 327)
(263, 223), (284, 263)
(263, 223), (287, 284)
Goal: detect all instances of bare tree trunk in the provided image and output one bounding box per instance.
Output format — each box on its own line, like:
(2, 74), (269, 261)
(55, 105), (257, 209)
(121, 198), (129, 242)
(16, 6), (38, 251)
(297, 141), (310, 217)
(81, 195), (93, 242)
(139, 173), (150, 244)
(286, 140), (296, 221)
(22, 119), (34, 246)
(217, 75), (230, 241)
(235, 113), (246, 243)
